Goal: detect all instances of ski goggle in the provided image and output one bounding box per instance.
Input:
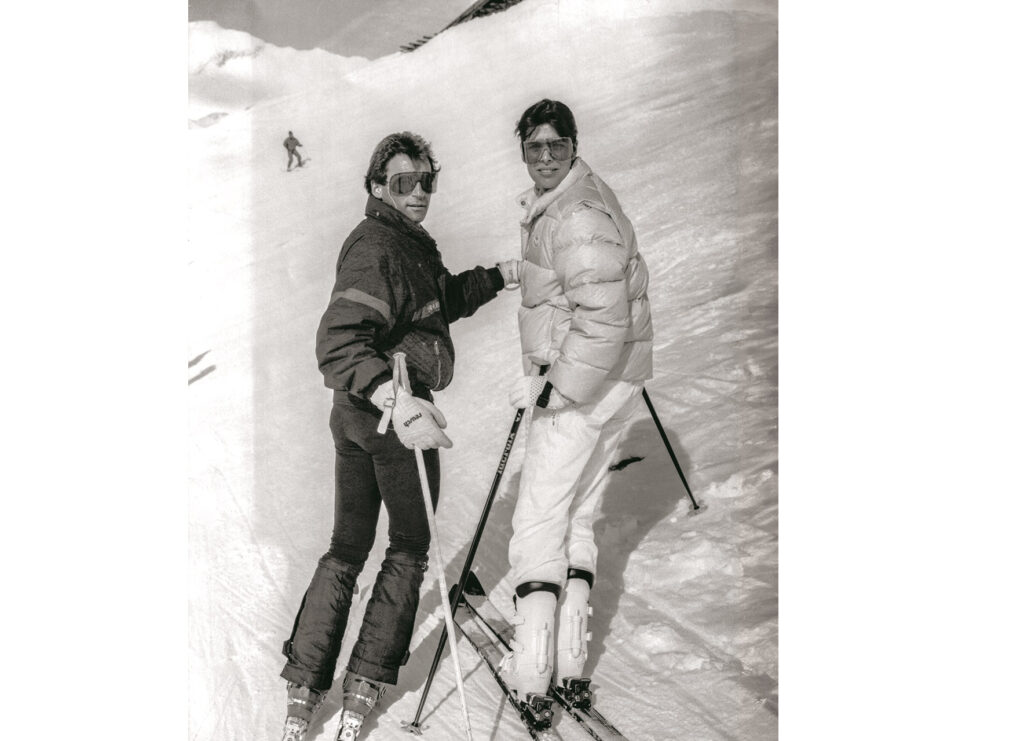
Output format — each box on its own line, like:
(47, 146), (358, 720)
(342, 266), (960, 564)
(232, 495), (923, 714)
(387, 171), (438, 196)
(521, 136), (574, 164)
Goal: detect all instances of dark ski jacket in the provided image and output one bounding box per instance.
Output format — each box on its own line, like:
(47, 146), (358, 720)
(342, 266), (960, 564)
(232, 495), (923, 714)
(316, 196), (504, 402)
(284, 136), (301, 152)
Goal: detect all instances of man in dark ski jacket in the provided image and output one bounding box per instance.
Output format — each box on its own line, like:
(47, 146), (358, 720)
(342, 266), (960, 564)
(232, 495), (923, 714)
(277, 131), (520, 741)
(284, 130), (304, 170)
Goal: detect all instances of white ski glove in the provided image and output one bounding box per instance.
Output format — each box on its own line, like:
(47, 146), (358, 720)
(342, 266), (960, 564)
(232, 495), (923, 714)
(496, 259), (522, 289)
(508, 376), (572, 410)
(391, 386), (453, 449)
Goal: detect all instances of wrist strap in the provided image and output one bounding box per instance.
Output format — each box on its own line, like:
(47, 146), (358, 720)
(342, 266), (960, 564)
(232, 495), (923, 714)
(376, 400), (394, 435)
(536, 381), (554, 409)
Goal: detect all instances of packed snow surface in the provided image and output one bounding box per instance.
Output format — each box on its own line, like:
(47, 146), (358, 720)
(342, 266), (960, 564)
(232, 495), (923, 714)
(188, 1), (777, 739)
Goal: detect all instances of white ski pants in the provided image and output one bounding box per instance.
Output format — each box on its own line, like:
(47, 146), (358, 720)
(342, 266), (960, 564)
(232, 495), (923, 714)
(509, 379), (643, 587)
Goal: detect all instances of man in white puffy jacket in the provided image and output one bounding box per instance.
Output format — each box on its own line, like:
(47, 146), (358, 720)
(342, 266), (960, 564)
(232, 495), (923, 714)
(503, 99), (654, 700)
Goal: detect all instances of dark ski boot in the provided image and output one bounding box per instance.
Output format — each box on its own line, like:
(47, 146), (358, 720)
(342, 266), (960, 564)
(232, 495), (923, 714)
(335, 673), (386, 740)
(281, 682), (325, 741)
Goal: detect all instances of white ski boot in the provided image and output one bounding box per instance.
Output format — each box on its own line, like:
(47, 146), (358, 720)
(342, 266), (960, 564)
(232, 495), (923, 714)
(501, 584), (559, 697)
(335, 673), (386, 740)
(555, 572), (594, 683)
(554, 570), (595, 709)
(281, 683), (325, 741)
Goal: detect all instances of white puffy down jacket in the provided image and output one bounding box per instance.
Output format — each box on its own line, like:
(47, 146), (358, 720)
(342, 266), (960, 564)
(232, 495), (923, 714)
(516, 158), (653, 403)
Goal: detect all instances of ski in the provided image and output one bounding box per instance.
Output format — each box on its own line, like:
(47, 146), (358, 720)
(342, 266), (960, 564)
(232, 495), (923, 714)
(453, 581), (562, 740)
(549, 680), (628, 741)
(460, 579), (629, 741)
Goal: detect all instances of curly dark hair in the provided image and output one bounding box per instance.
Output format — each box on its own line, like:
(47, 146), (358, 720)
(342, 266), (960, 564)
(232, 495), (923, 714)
(364, 131), (440, 194)
(514, 99), (578, 147)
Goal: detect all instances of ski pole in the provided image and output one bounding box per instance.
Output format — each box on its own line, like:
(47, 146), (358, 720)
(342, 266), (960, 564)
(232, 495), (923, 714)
(406, 365), (544, 733)
(393, 353), (474, 741)
(405, 405), (526, 734)
(642, 387), (699, 511)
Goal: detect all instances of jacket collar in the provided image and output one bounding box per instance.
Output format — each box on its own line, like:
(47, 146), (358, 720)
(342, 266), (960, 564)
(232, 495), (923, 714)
(365, 195), (437, 249)
(516, 158), (592, 226)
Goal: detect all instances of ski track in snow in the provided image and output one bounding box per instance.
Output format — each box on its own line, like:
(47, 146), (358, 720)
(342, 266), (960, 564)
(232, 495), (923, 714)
(189, 1), (777, 739)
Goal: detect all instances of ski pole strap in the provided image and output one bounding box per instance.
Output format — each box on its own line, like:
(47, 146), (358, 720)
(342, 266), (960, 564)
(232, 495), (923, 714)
(375, 394), (395, 435)
(375, 355), (407, 435)
(393, 352), (411, 393)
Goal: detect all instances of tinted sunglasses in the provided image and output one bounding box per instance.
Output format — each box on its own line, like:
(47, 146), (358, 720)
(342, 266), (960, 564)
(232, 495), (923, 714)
(388, 171), (438, 196)
(521, 136), (574, 164)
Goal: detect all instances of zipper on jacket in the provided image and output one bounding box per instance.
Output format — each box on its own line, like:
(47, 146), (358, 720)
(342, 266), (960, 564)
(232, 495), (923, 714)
(432, 340), (442, 390)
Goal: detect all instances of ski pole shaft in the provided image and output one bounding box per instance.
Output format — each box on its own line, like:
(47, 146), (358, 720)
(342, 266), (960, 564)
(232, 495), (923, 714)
(412, 447), (474, 741)
(393, 354), (474, 741)
(406, 406), (525, 731)
(642, 387), (699, 510)
(406, 366), (547, 732)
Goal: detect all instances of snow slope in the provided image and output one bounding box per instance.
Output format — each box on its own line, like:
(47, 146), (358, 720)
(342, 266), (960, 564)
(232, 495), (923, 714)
(188, 21), (369, 124)
(188, 1), (777, 739)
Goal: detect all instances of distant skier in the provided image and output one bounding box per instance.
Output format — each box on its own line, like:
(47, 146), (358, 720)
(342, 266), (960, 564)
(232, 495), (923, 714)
(284, 131), (305, 170)
(501, 99), (654, 700)
(277, 131), (520, 741)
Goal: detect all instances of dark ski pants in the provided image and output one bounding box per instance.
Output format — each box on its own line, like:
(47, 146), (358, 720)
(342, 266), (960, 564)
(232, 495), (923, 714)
(288, 150), (303, 168)
(281, 395), (440, 690)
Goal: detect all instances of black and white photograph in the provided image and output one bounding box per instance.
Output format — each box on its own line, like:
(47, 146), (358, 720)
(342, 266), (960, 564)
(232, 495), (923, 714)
(8, 3), (1024, 741)
(187, 1), (777, 739)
